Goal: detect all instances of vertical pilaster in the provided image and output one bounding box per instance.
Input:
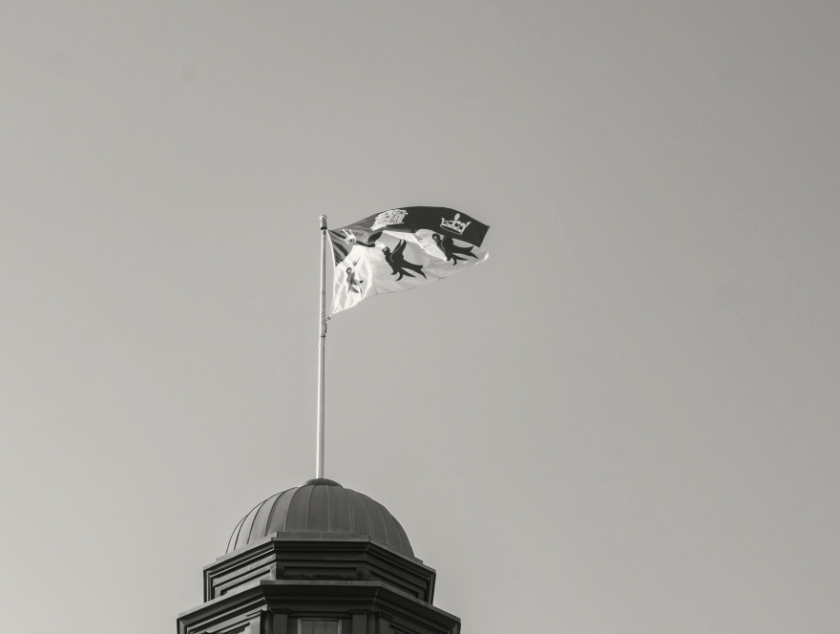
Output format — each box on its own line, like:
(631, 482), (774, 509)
(351, 612), (367, 634)
(271, 610), (289, 634)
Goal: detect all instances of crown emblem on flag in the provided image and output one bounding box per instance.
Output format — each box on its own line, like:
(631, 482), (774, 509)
(371, 209), (408, 231)
(440, 213), (471, 235)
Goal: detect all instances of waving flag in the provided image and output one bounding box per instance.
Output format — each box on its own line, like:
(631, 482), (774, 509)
(328, 206), (490, 314)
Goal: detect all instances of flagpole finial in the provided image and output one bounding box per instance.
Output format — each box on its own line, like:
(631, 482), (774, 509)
(320, 215), (327, 230)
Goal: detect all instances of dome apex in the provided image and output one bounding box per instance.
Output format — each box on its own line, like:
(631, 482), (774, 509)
(303, 478), (341, 486)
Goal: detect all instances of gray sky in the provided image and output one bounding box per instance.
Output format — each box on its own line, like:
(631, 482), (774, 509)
(2, 2), (839, 633)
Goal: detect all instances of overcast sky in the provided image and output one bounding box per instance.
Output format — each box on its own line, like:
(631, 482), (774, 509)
(2, 2), (839, 633)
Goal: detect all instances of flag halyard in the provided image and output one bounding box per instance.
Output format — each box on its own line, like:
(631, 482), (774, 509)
(328, 206), (489, 315)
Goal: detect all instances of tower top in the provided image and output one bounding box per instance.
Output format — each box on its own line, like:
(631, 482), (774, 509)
(226, 479), (415, 559)
(181, 479), (459, 634)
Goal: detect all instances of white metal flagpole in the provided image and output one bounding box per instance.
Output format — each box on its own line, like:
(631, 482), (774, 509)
(316, 215), (328, 479)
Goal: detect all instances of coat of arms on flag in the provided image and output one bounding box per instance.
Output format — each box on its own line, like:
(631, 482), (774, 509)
(328, 206), (490, 314)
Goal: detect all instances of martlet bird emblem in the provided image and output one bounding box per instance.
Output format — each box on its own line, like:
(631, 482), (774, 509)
(432, 233), (477, 264)
(342, 229), (382, 248)
(345, 260), (364, 294)
(382, 240), (426, 281)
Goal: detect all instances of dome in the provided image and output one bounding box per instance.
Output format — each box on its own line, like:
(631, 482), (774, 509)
(226, 478), (414, 557)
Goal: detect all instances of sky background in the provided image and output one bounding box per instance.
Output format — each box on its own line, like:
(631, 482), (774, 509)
(2, 2), (839, 633)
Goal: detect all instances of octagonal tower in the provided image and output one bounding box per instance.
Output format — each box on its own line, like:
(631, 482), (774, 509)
(177, 479), (460, 634)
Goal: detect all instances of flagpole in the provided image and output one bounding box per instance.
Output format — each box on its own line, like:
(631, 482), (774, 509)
(316, 215), (328, 479)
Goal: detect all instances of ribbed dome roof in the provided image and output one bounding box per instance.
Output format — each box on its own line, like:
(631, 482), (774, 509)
(226, 479), (414, 557)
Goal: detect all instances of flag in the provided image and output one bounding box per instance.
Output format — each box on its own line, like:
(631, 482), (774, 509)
(328, 206), (490, 314)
